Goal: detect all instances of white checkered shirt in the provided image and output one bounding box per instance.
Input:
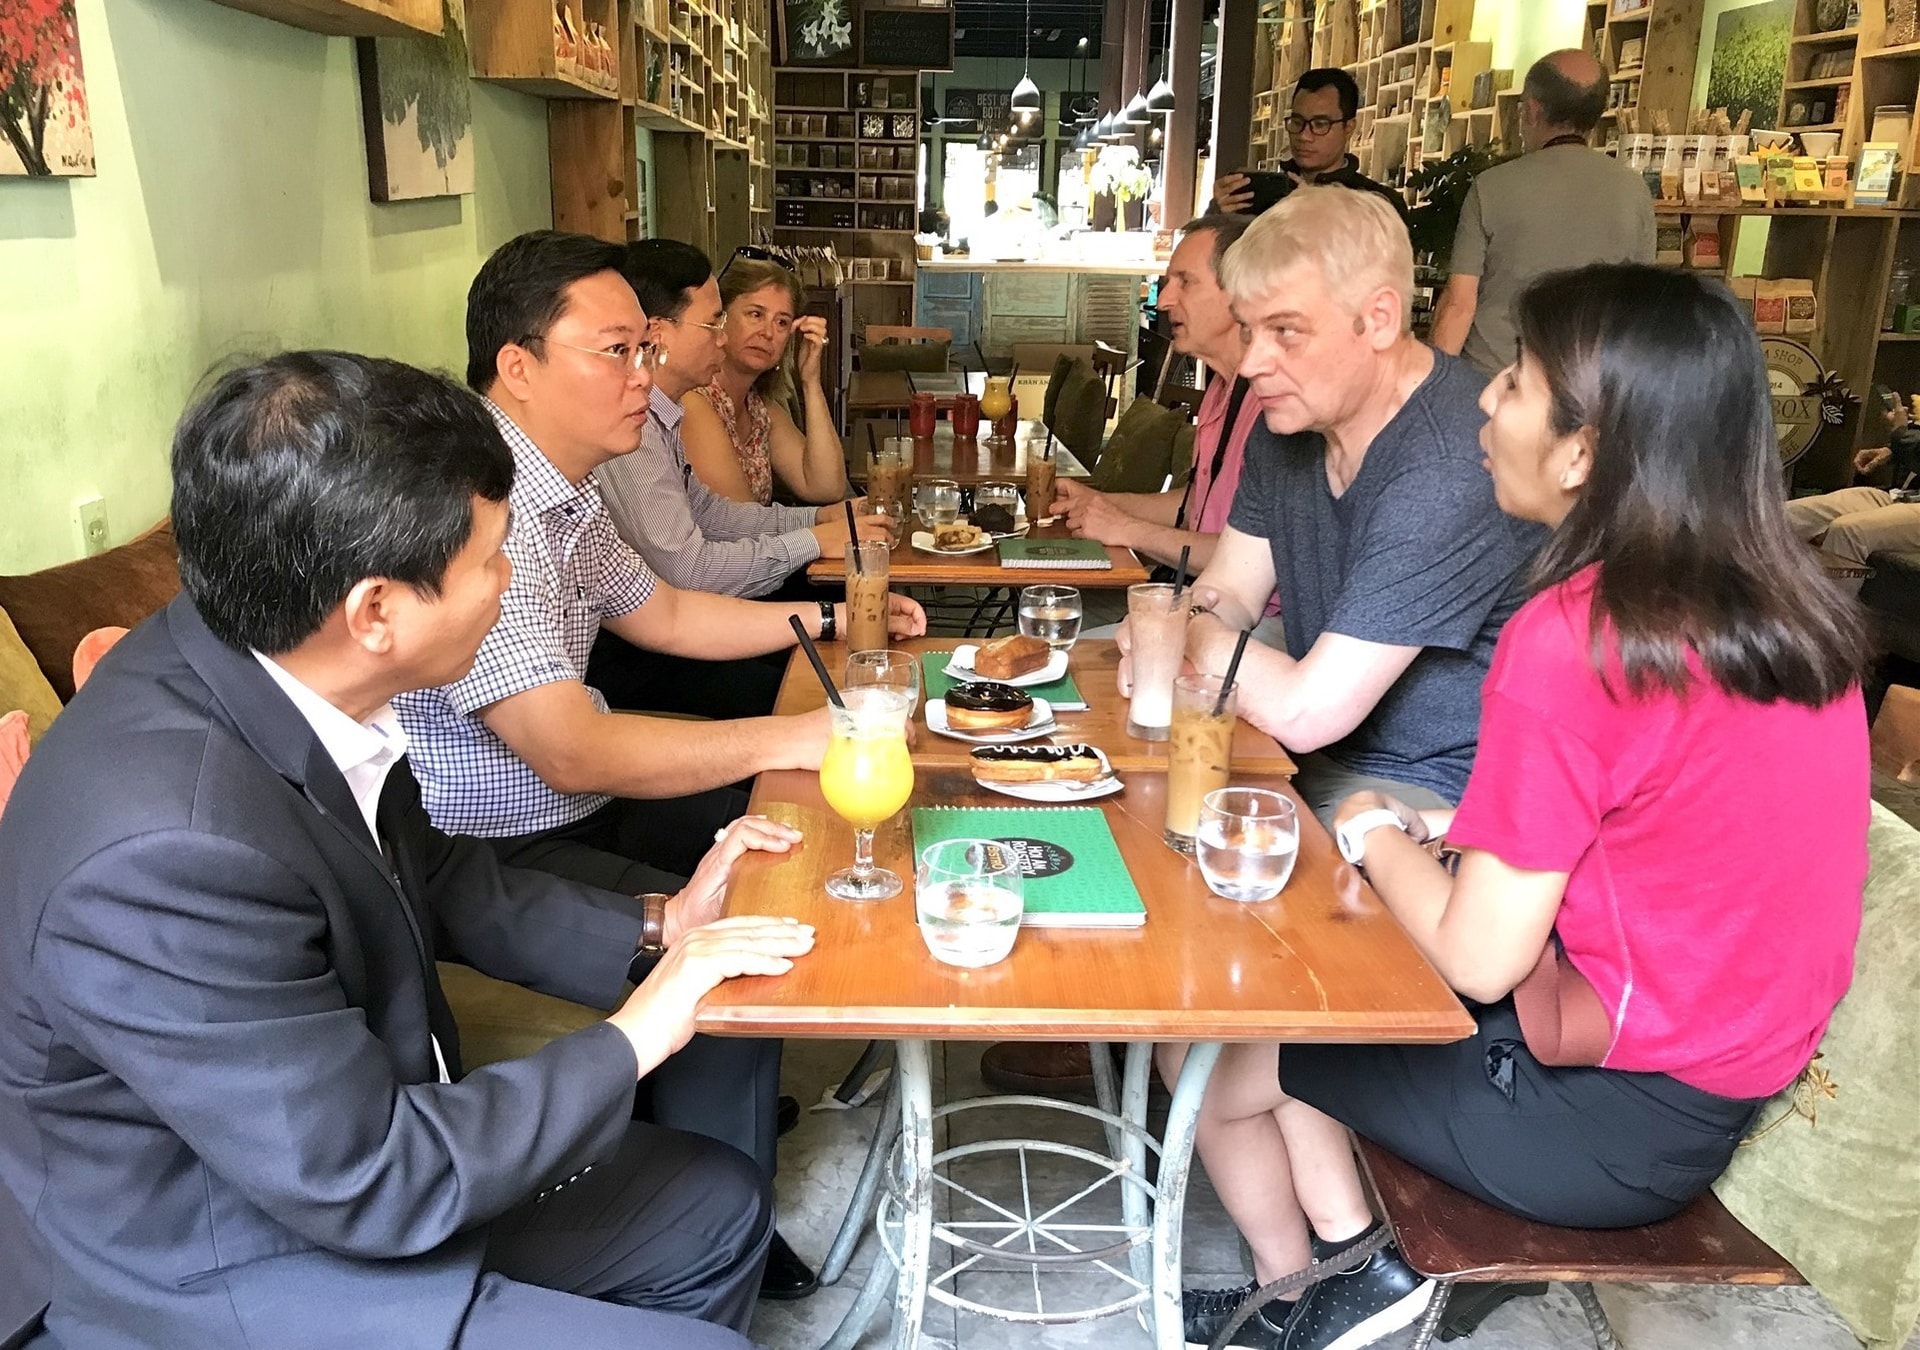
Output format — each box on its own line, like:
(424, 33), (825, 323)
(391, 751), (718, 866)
(392, 403), (656, 837)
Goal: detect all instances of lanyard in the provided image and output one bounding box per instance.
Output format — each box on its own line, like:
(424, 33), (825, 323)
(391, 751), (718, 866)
(1175, 376), (1253, 530)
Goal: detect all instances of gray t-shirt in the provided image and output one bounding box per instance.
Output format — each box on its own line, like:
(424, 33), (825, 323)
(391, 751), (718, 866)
(1227, 352), (1545, 801)
(1452, 144), (1656, 376)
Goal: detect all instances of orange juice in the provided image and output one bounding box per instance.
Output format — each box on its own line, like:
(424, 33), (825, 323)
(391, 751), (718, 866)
(820, 689), (914, 829)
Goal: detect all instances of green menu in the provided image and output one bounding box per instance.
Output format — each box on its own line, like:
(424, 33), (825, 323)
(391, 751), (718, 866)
(995, 537), (1113, 569)
(920, 651), (1087, 711)
(911, 806), (1146, 928)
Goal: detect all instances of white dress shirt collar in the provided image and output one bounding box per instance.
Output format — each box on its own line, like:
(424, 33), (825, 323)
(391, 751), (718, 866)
(252, 652), (409, 844)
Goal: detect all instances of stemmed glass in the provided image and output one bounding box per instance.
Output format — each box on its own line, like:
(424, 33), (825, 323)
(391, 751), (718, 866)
(819, 686), (915, 901)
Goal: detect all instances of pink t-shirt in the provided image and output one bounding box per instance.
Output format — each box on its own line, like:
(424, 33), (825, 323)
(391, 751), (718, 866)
(1448, 569), (1869, 1099)
(1188, 374), (1281, 617)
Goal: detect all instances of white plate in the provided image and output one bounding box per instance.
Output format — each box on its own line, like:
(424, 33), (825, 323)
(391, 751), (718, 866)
(944, 644), (1070, 688)
(926, 696), (1057, 743)
(911, 530), (995, 556)
(970, 744), (1122, 801)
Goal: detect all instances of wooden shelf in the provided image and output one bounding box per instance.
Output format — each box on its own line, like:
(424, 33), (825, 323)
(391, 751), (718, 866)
(469, 0), (620, 99)
(1785, 76), (1852, 89)
(203, 0), (440, 34)
(1864, 41), (1920, 60)
(1794, 28), (1862, 47)
(1607, 6), (1653, 22)
(1878, 332), (1920, 342)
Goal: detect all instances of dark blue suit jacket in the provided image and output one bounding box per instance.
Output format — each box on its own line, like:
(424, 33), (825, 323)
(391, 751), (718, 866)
(0, 597), (650, 1349)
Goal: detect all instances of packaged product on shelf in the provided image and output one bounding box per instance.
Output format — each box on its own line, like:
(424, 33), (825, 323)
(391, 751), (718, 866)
(1790, 156), (1825, 199)
(1857, 143), (1900, 207)
(1735, 155), (1766, 203)
(1730, 275), (1759, 324)
(1681, 137), (1703, 205)
(1754, 280), (1789, 335)
(1782, 279), (1819, 336)
(1655, 221), (1685, 267)
(1825, 155), (1852, 196)
(1660, 138), (1683, 203)
(1684, 218), (1722, 271)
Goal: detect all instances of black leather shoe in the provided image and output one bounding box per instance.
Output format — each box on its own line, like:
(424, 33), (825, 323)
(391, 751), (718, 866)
(777, 1094), (800, 1137)
(759, 1230), (819, 1301)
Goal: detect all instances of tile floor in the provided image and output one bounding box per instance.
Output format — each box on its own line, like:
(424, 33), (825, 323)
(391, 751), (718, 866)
(753, 1040), (1906, 1350)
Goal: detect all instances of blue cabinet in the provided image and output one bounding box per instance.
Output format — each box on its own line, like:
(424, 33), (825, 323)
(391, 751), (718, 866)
(916, 270), (980, 349)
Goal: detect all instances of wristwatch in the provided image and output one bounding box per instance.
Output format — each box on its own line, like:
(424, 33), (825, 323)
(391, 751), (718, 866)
(626, 893), (670, 985)
(1336, 809), (1408, 866)
(816, 600), (838, 642)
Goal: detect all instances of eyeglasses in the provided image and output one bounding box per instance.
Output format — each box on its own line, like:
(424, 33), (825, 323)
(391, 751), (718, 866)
(1284, 115), (1351, 136)
(672, 314), (729, 336)
(525, 335), (659, 373)
(720, 244), (797, 278)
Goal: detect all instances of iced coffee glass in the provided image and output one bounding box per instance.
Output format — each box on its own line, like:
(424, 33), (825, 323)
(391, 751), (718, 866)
(845, 540), (891, 652)
(1125, 583), (1188, 741)
(1165, 675), (1235, 853)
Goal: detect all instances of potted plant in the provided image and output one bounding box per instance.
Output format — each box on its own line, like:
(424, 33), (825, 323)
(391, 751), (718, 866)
(1405, 144), (1513, 265)
(1089, 146), (1153, 231)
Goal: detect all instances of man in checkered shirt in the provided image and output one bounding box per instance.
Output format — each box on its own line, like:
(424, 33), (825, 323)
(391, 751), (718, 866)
(394, 231), (925, 1301)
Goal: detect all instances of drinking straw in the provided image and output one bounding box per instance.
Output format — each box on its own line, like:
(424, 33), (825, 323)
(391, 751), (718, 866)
(844, 501), (863, 574)
(1214, 628), (1253, 717)
(1009, 362), (1021, 387)
(1172, 545), (1191, 599)
(905, 370), (917, 393)
(1043, 429), (1056, 461)
(789, 614), (846, 709)
(866, 422), (879, 461)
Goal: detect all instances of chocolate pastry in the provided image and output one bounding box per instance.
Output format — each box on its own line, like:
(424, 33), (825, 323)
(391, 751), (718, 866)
(973, 504), (1018, 535)
(970, 744), (1107, 784)
(944, 680), (1035, 731)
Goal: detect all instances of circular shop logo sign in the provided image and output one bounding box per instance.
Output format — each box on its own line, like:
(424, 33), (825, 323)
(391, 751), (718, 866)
(991, 837), (1076, 879)
(1760, 335), (1825, 470)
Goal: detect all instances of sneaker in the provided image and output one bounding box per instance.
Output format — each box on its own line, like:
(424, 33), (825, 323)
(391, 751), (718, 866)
(1182, 1279), (1285, 1349)
(1278, 1240), (1433, 1350)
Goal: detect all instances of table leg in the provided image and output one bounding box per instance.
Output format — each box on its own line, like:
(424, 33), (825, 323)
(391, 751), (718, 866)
(1121, 1042), (1154, 1292)
(820, 1066), (900, 1287)
(1089, 1041), (1120, 1157)
(1150, 1041), (1222, 1350)
(887, 1039), (936, 1350)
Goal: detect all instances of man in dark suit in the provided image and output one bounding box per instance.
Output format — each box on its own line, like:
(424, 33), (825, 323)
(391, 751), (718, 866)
(0, 352), (815, 1349)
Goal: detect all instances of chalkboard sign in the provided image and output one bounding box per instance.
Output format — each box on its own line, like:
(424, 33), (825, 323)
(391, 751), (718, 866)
(942, 87), (1012, 133)
(860, 6), (954, 71)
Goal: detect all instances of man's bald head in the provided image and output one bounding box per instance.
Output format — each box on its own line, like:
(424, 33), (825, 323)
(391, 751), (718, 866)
(1521, 48), (1607, 142)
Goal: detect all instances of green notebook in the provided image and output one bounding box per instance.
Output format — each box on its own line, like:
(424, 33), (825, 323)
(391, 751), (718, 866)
(911, 806), (1146, 928)
(995, 537), (1114, 570)
(920, 651), (1087, 711)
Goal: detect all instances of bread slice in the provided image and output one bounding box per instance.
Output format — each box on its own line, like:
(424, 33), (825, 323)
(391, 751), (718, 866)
(933, 520), (983, 550)
(973, 634), (1049, 680)
(970, 744), (1107, 784)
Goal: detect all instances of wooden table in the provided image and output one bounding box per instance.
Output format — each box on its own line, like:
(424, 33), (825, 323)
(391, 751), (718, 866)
(697, 653), (1469, 1349)
(807, 521), (1148, 589)
(774, 639), (1297, 775)
(846, 368), (985, 415)
(847, 418), (1091, 487)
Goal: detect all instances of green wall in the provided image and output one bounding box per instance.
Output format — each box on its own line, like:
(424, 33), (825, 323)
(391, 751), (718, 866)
(0, 0), (554, 573)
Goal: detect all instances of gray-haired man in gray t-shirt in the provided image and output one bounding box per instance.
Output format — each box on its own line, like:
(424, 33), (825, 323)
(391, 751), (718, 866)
(1430, 49), (1656, 376)
(1117, 185), (1543, 829)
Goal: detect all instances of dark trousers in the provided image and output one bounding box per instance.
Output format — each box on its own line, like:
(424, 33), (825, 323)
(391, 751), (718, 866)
(486, 793), (783, 1181)
(461, 1122), (771, 1347)
(587, 631), (789, 721)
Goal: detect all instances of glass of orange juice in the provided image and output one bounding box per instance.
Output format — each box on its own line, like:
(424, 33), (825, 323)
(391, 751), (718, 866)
(978, 375), (1013, 445)
(820, 686), (915, 900)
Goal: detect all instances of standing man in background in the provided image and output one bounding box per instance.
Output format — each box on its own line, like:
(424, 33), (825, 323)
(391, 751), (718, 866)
(1429, 49), (1655, 376)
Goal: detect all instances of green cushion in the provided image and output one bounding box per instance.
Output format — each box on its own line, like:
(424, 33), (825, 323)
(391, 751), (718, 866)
(860, 338), (950, 373)
(0, 607), (62, 744)
(1047, 359), (1108, 467)
(1091, 397), (1187, 494)
(436, 962), (606, 1071)
(1711, 800), (1920, 1348)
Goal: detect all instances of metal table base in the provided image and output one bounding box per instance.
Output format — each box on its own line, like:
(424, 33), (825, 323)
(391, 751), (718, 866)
(819, 1039), (1223, 1349)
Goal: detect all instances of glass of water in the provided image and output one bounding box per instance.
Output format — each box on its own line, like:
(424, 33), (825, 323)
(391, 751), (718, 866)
(1017, 584), (1083, 652)
(1196, 788), (1299, 902)
(915, 837), (1025, 969)
(845, 648), (922, 716)
(917, 478), (961, 526)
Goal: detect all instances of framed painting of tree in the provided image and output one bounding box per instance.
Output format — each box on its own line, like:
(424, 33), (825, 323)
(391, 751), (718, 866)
(1, 0), (94, 177)
(355, 0), (473, 202)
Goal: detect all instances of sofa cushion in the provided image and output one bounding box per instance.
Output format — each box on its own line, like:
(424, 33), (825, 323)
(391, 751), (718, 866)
(0, 608), (62, 743)
(0, 523), (181, 701)
(1712, 800), (1920, 1348)
(1092, 396), (1188, 494)
(860, 338), (950, 374)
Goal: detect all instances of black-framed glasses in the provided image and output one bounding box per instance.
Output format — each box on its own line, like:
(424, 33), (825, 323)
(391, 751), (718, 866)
(1284, 115), (1351, 136)
(720, 244), (796, 279)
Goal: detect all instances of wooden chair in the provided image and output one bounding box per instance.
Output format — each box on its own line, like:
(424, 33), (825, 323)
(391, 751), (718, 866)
(1091, 339), (1130, 420)
(1156, 385), (1206, 424)
(1355, 1139), (1803, 1350)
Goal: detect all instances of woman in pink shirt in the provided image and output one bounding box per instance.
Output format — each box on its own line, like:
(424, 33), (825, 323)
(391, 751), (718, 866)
(1174, 264), (1870, 1350)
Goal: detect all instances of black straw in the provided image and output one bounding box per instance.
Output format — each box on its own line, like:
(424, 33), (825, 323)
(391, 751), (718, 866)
(789, 614), (846, 708)
(844, 501), (863, 573)
(905, 370), (917, 393)
(866, 422), (879, 461)
(1043, 429), (1056, 461)
(1213, 628), (1253, 717)
(1171, 545), (1190, 599)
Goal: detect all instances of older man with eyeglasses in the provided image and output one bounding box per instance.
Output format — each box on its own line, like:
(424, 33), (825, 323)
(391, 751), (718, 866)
(1213, 68), (1408, 223)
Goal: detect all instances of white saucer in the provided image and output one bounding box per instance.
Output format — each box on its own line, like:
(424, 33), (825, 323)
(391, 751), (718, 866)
(926, 696), (1057, 743)
(944, 644), (1070, 688)
(911, 530), (995, 556)
(970, 745), (1122, 801)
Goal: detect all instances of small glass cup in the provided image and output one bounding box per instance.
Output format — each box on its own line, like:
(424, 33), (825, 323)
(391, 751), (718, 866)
(1025, 450), (1057, 524)
(860, 497), (907, 544)
(1165, 676), (1236, 853)
(951, 393), (981, 440)
(1124, 582), (1189, 742)
(992, 392), (1020, 445)
(915, 837), (1025, 968)
(918, 477), (962, 526)
(845, 540), (892, 653)
(908, 391), (937, 438)
(867, 443), (912, 520)
(1017, 584), (1083, 652)
(845, 648), (921, 716)
(1196, 788), (1300, 902)
(974, 480), (1020, 532)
